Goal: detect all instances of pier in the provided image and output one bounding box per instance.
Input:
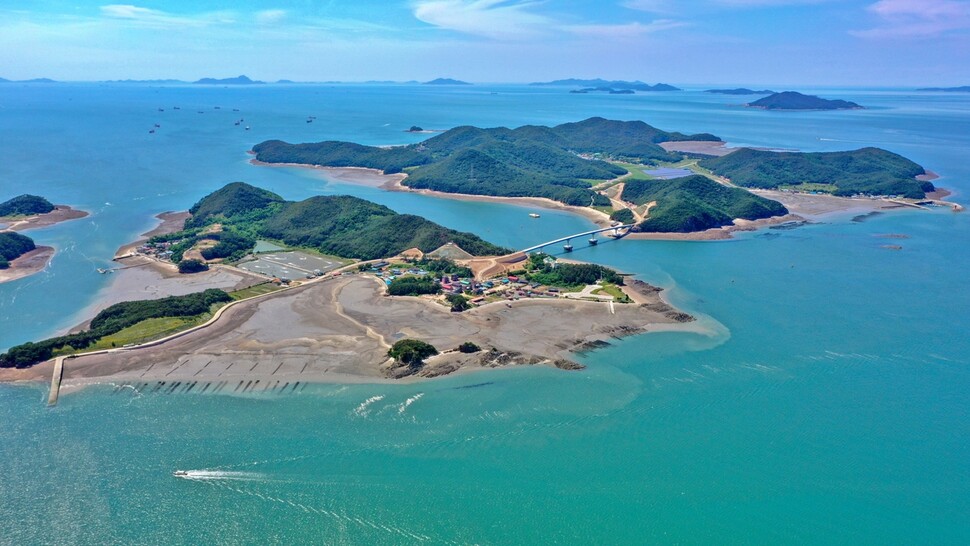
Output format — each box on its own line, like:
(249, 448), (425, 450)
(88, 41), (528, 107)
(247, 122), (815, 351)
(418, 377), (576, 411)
(47, 356), (66, 406)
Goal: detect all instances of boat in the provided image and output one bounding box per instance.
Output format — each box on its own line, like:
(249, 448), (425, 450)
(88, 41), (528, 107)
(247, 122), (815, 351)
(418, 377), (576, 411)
(245, 126), (251, 131)
(563, 244), (573, 252)
(529, 213), (540, 218)
(172, 470), (189, 477)
(148, 129), (155, 134)
(588, 238), (598, 245)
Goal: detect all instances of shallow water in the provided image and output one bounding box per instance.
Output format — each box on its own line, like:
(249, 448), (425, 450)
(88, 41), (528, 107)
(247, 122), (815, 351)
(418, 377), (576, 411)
(0, 84), (968, 544)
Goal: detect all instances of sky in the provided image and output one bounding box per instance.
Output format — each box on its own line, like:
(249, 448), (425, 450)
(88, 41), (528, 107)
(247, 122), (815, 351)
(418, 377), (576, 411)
(1, 0), (968, 85)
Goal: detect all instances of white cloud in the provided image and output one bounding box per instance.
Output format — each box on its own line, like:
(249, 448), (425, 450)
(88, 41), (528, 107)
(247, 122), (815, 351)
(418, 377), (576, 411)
(99, 4), (235, 28)
(256, 9), (287, 25)
(412, 0), (553, 39)
(852, 0), (970, 38)
(566, 19), (687, 38)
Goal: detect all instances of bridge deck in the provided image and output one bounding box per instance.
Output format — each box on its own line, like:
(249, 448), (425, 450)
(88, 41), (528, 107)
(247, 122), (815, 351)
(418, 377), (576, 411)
(520, 224), (634, 253)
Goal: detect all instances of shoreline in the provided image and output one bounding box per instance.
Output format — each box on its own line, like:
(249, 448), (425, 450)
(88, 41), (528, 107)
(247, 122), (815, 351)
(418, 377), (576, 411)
(0, 205), (89, 232)
(250, 160), (614, 228)
(0, 246), (55, 284)
(0, 273), (707, 393)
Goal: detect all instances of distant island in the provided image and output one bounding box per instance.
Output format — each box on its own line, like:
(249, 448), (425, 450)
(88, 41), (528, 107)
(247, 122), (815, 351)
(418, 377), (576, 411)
(706, 88), (775, 95)
(917, 86), (970, 92)
(531, 79), (680, 91)
(570, 87), (636, 95)
(424, 78), (471, 85)
(0, 77), (58, 84)
(700, 147), (932, 198)
(747, 91), (863, 110)
(193, 75), (265, 85)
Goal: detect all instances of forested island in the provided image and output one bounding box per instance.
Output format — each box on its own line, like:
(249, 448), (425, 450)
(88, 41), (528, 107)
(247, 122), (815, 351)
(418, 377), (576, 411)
(149, 182), (508, 272)
(706, 88), (775, 95)
(747, 91), (863, 110)
(424, 78), (470, 85)
(700, 147), (933, 198)
(0, 194), (55, 217)
(252, 116), (935, 235)
(623, 175), (789, 232)
(193, 75), (264, 85)
(917, 86), (970, 92)
(253, 117), (718, 206)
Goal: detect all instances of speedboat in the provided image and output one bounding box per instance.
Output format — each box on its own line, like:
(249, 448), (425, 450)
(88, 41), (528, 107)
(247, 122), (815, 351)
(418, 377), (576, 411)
(529, 213), (540, 218)
(172, 470), (189, 477)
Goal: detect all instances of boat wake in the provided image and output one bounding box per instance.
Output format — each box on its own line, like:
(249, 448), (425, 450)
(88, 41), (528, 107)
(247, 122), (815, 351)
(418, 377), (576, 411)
(173, 470), (266, 481)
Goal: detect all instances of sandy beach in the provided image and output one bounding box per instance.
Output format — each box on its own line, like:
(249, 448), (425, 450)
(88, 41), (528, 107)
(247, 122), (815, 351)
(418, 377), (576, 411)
(0, 246), (55, 284)
(0, 205), (88, 232)
(251, 160), (614, 227)
(1, 274), (704, 392)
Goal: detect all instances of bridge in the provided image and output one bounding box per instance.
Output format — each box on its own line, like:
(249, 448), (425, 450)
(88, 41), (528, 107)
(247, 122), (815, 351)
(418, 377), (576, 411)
(520, 224), (635, 254)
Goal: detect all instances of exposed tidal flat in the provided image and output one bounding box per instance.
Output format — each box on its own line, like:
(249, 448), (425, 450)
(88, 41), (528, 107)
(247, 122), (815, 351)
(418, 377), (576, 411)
(0, 84), (968, 543)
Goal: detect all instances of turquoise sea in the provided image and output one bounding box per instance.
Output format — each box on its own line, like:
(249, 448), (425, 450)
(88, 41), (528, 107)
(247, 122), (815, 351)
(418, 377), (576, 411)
(1, 84), (968, 544)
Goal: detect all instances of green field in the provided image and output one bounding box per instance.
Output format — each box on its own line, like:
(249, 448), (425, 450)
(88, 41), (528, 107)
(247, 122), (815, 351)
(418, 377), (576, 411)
(778, 183), (839, 193)
(80, 316), (203, 351)
(229, 282), (285, 300)
(592, 283), (631, 302)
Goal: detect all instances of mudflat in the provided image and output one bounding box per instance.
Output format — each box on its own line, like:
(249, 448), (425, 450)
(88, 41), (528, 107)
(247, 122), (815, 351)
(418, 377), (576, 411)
(8, 275), (703, 392)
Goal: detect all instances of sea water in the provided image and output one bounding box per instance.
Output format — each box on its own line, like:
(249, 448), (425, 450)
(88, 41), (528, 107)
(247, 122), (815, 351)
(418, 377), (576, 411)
(0, 84), (968, 544)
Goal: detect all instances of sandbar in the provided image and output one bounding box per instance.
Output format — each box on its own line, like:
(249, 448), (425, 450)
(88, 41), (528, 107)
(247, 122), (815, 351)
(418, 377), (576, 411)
(0, 205), (88, 232)
(0, 246), (55, 284)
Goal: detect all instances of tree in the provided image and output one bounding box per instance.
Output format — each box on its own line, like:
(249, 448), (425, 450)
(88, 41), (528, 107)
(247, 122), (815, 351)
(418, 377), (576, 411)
(387, 339), (438, 367)
(446, 294), (470, 312)
(177, 259), (209, 273)
(458, 342), (480, 353)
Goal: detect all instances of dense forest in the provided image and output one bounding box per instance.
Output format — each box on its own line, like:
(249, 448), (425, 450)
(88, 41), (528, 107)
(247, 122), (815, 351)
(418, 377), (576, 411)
(747, 91), (862, 110)
(253, 117), (721, 207)
(0, 232), (36, 269)
(387, 276), (441, 296)
(165, 183), (508, 263)
(0, 289), (232, 368)
(622, 175), (789, 232)
(700, 147), (932, 198)
(0, 194), (55, 217)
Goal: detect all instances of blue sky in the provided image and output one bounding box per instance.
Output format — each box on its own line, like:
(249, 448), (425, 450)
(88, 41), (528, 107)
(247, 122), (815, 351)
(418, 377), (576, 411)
(2, 0), (967, 85)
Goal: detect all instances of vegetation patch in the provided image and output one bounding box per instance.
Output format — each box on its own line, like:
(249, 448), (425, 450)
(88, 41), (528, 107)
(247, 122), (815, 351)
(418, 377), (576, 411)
(700, 147), (931, 198)
(622, 175), (788, 232)
(253, 118), (720, 207)
(388, 339), (438, 367)
(387, 276), (441, 296)
(0, 232), (36, 269)
(0, 194), (55, 217)
(0, 289), (233, 368)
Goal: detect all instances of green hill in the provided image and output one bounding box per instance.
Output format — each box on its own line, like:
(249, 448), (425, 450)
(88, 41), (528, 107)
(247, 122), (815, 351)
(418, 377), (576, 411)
(747, 91), (862, 110)
(186, 182), (284, 228)
(622, 175), (788, 232)
(0, 232), (37, 269)
(178, 183), (508, 261)
(252, 117), (720, 206)
(699, 147), (932, 198)
(0, 194), (55, 217)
